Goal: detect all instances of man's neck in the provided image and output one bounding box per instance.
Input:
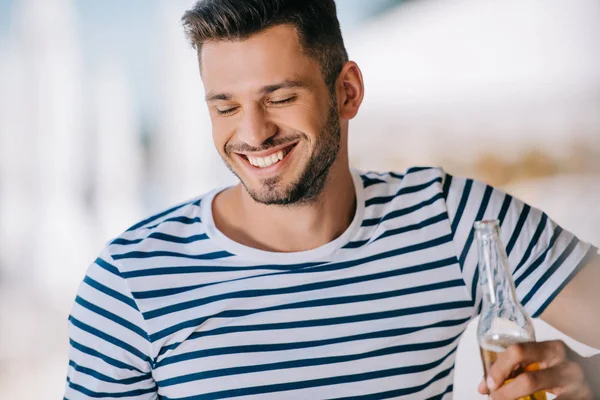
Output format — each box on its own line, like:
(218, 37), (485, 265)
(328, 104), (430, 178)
(212, 166), (356, 253)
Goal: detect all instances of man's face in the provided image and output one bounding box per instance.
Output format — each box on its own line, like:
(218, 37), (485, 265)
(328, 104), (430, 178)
(200, 25), (341, 205)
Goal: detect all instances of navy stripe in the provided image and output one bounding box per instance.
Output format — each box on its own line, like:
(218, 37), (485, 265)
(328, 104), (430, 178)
(406, 166), (435, 174)
(459, 185), (493, 270)
(69, 316), (150, 363)
(362, 176), (387, 188)
(69, 339), (143, 373)
(365, 177), (442, 207)
(471, 268), (480, 310)
(143, 232), (209, 244)
(75, 296), (148, 340)
(465, 185), (493, 305)
(343, 238), (369, 249)
(68, 360), (150, 385)
(149, 276), (462, 342)
(362, 192), (444, 227)
(427, 383), (454, 400)
(363, 171), (404, 180)
(441, 173), (452, 201)
(513, 213), (548, 276)
(497, 194), (512, 226)
(112, 232), (209, 246)
(450, 179), (473, 234)
(388, 172), (404, 179)
(331, 368), (453, 400)
(161, 347), (457, 400)
(94, 257), (121, 277)
(131, 266), (303, 299)
(112, 249), (234, 261)
(145, 216), (202, 230)
(126, 199), (198, 232)
(514, 227), (563, 288)
(344, 212), (446, 249)
(66, 377), (156, 398)
(157, 334), (461, 387)
(143, 237), (454, 320)
(361, 172), (404, 189)
(172, 300), (472, 344)
(522, 236), (579, 307)
(156, 316), (470, 366)
(532, 245), (597, 317)
(505, 205), (531, 257)
(123, 261), (326, 279)
(112, 237), (145, 245)
(83, 276), (139, 311)
(374, 213), (447, 243)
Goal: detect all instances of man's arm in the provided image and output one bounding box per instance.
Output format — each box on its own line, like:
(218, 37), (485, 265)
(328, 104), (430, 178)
(540, 251), (600, 349)
(64, 251), (158, 399)
(540, 251), (600, 395)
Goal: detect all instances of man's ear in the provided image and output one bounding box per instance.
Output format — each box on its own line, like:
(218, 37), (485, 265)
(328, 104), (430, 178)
(336, 61), (364, 120)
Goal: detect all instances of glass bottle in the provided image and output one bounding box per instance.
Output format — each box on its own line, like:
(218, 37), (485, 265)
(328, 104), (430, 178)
(475, 220), (546, 400)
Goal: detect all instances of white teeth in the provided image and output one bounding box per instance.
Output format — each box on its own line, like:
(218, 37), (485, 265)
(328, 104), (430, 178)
(248, 150), (285, 168)
(247, 149), (289, 168)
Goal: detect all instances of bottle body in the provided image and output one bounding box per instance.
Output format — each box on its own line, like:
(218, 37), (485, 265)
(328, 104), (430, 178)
(474, 220), (546, 400)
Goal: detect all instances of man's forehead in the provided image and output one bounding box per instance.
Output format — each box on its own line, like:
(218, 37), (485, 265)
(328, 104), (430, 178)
(199, 25), (320, 95)
(200, 24), (303, 61)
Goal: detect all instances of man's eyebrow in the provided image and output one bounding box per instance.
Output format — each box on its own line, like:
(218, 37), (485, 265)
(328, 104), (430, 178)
(205, 80), (307, 102)
(260, 80), (308, 95)
(205, 92), (232, 102)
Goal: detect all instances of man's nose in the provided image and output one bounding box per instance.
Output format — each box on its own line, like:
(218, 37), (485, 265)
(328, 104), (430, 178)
(237, 105), (277, 148)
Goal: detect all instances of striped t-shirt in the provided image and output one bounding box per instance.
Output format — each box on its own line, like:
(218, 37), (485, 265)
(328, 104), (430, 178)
(64, 167), (595, 399)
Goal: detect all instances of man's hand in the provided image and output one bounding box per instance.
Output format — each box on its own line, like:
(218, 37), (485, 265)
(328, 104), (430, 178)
(477, 340), (595, 400)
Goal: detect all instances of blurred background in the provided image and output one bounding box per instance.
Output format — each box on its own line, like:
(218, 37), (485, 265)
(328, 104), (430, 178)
(0, 0), (598, 398)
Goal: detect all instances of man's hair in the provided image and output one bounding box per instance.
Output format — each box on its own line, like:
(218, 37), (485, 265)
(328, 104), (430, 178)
(181, 0), (348, 91)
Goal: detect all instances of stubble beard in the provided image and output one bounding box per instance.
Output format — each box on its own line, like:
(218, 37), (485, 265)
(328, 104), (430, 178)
(222, 102), (341, 207)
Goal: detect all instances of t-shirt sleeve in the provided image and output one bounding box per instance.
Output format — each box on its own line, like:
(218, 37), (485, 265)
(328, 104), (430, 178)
(443, 172), (597, 318)
(64, 248), (158, 399)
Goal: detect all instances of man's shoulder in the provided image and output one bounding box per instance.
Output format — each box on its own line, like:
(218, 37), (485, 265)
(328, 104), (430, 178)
(358, 166), (447, 193)
(103, 193), (214, 262)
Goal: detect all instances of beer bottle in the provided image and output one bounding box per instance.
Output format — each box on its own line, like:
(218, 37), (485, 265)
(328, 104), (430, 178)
(474, 220), (546, 400)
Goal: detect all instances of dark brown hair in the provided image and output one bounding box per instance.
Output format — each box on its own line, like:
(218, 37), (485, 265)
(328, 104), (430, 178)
(181, 0), (349, 90)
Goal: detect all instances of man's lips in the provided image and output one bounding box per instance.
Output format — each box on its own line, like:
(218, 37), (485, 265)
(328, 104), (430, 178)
(234, 141), (298, 158)
(234, 142), (297, 169)
(235, 142), (298, 170)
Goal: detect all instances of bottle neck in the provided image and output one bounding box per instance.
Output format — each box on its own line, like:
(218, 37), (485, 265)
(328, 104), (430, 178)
(475, 222), (519, 308)
(475, 220), (536, 343)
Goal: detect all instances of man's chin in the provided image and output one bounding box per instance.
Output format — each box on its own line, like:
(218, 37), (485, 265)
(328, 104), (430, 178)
(244, 183), (298, 206)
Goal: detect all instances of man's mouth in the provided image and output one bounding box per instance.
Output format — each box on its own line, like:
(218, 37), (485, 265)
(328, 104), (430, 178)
(240, 143), (297, 169)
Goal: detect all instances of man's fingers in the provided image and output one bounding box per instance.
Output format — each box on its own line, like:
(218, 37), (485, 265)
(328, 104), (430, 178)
(489, 361), (590, 400)
(486, 340), (568, 390)
(478, 378), (489, 394)
(490, 366), (558, 400)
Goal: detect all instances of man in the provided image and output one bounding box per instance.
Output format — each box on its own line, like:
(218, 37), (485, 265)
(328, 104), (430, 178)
(64, 0), (600, 399)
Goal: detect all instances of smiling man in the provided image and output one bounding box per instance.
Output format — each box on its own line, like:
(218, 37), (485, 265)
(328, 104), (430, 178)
(64, 1), (600, 399)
